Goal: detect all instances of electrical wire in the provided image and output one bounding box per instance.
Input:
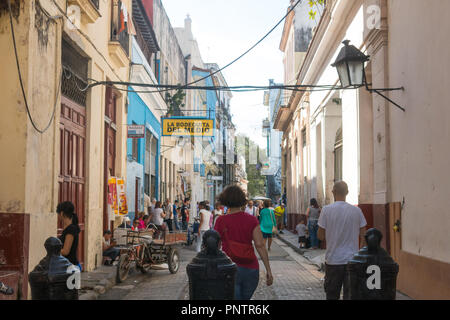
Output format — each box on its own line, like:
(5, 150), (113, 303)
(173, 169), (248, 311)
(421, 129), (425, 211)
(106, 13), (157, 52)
(120, 0), (305, 95)
(8, 0), (60, 134)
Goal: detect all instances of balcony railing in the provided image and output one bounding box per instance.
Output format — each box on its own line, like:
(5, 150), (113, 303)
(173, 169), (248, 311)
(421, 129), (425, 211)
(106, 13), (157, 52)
(271, 90), (290, 123)
(90, 0), (99, 10)
(110, 0), (130, 56)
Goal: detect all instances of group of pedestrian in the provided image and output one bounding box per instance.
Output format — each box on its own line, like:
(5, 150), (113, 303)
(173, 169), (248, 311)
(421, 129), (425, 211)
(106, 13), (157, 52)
(55, 178), (365, 301)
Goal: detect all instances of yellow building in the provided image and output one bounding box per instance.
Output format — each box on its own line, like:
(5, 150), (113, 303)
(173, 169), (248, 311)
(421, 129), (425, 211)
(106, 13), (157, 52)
(0, 0), (132, 298)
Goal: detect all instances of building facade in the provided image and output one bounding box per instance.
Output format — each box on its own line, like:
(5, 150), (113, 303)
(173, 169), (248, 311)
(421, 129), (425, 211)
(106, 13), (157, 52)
(0, 0), (132, 298)
(276, 0), (450, 299)
(262, 80), (283, 203)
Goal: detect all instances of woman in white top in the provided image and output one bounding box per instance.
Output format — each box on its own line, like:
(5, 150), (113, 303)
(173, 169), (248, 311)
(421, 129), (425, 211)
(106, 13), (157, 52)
(153, 201), (167, 231)
(212, 202), (223, 227)
(197, 201), (212, 252)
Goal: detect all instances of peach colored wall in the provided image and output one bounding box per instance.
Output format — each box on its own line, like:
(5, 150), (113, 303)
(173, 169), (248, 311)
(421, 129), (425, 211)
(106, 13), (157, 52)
(387, 0), (450, 264)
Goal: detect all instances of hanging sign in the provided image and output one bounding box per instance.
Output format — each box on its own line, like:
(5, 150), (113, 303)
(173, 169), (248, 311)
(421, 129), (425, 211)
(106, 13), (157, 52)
(162, 118), (214, 137)
(127, 125), (145, 138)
(116, 178), (128, 216)
(107, 177), (118, 219)
(107, 177), (128, 217)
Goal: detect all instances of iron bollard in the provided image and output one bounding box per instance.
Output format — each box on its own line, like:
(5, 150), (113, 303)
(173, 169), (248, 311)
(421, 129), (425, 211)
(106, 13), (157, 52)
(29, 237), (79, 300)
(186, 230), (237, 300)
(346, 228), (399, 300)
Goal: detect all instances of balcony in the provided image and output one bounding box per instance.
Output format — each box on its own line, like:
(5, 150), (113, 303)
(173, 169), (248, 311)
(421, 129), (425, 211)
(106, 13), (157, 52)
(109, 0), (130, 67)
(68, 0), (101, 24)
(272, 90), (291, 131)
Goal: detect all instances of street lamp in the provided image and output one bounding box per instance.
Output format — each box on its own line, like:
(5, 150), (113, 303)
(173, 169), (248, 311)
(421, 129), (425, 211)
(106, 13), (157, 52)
(331, 40), (405, 112)
(331, 40), (370, 88)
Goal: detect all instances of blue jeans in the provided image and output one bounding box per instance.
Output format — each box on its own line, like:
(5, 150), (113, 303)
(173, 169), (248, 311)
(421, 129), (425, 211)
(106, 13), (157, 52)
(103, 248), (120, 262)
(308, 220), (319, 248)
(234, 267), (259, 300)
(173, 215), (180, 230)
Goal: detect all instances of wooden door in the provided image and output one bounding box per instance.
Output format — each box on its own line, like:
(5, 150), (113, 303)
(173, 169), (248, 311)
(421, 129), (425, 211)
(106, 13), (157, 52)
(103, 87), (117, 232)
(58, 95), (86, 268)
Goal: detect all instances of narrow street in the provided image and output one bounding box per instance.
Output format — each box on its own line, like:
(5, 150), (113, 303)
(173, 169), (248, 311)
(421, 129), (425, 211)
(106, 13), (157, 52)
(98, 238), (325, 300)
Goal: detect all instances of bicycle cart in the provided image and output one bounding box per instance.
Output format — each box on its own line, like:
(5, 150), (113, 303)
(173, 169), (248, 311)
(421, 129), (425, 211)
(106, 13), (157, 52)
(116, 226), (187, 283)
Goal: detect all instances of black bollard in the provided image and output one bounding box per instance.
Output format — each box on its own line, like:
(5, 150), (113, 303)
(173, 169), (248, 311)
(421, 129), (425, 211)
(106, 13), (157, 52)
(186, 230), (237, 300)
(346, 228), (399, 300)
(29, 237), (79, 300)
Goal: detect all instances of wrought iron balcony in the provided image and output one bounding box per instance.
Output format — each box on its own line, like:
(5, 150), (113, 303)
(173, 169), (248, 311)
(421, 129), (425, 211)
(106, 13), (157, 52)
(90, 0), (99, 10)
(110, 0), (130, 56)
(271, 90), (290, 124)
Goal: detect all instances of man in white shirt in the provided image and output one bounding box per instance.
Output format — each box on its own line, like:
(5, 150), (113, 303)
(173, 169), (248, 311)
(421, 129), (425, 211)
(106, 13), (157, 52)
(197, 201), (212, 252)
(245, 200), (258, 217)
(318, 181), (367, 300)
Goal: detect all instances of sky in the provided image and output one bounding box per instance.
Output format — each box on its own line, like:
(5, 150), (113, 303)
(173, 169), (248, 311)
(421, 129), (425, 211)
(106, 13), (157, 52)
(162, 0), (287, 147)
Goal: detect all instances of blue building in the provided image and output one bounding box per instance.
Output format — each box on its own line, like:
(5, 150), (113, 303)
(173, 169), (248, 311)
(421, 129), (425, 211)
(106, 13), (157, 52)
(126, 33), (161, 220)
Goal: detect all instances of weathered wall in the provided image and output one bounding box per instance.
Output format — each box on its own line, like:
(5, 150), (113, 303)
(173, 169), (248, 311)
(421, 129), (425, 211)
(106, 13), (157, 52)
(0, 0), (61, 285)
(1, 0), (132, 284)
(152, 0), (186, 85)
(388, 0), (450, 264)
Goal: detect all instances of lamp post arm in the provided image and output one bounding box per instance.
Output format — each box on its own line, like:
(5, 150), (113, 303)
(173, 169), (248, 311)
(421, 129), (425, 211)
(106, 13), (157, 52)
(364, 81), (406, 112)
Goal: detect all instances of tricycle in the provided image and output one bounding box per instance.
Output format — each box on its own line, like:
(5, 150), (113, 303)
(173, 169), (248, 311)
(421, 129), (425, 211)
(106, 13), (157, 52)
(116, 224), (187, 283)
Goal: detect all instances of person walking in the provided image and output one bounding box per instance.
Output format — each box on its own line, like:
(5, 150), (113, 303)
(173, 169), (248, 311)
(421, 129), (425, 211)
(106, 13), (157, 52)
(274, 203), (285, 234)
(214, 185), (273, 300)
(173, 200), (181, 231)
(163, 199), (173, 232)
(318, 181), (367, 300)
(245, 200), (258, 217)
(196, 201), (212, 252)
(306, 198), (321, 249)
(144, 193), (151, 216)
(259, 200), (277, 251)
(181, 198), (190, 231)
(57, 201), (81, 271)
(256, 201), (264, 221)
(212, 202), (223, 227)
(153, 201), (167, 231)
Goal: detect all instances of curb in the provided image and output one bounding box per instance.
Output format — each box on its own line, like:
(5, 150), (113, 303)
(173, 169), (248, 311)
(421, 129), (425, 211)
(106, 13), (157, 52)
(276, 233), (324, 270)
(276, 233), (304, 255)
(79, 266), (118, 300)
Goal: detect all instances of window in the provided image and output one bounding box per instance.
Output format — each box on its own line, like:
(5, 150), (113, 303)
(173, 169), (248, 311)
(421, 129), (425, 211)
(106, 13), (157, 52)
(334, 128), (343, 182)
(132, 138), (139, 161)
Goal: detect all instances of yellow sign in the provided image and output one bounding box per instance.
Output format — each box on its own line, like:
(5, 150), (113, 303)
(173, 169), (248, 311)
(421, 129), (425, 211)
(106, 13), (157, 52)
(162, 118), (214, 137)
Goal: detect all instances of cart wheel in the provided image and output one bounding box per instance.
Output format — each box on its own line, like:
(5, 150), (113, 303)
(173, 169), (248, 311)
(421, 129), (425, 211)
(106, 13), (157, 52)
(116, 254), (130, 283)
(168, 248), (180, 274)
(138, 249), (152, 274)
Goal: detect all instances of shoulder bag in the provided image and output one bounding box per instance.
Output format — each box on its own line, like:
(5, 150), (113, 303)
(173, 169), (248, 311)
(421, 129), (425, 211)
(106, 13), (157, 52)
(222, 223), (257, 264)
(271, 209), (278, 234)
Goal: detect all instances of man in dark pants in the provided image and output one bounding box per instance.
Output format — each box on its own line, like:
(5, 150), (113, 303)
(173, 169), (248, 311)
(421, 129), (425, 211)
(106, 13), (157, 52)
(318, 181), (367, 300)
(103, 230), (120, 265)
(181, 198), (190, 231)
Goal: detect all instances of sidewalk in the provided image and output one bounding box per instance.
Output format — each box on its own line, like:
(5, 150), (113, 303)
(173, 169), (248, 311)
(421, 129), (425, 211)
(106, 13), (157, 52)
(277, 230), (326, 270)
(79, 263), (127, 300)
(277, 229), (412, 300)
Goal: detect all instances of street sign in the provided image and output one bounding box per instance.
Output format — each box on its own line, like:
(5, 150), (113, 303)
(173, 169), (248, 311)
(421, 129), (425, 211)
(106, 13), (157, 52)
(211, 176), (223, 181)
(162, 118), (214, 137)
(127, 125), (145, 138)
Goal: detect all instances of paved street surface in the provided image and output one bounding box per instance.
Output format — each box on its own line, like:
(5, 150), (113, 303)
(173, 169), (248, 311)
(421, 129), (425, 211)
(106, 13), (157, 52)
(98, 238), (326, 300)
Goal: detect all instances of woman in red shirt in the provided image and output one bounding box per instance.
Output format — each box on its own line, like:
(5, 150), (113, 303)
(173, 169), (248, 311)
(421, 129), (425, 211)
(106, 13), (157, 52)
(214, 185), (273, 300)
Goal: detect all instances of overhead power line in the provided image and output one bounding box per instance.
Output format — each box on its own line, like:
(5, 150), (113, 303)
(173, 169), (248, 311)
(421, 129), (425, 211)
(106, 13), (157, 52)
(8, 0), (61, 134)
(141, 0), (304, 94)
